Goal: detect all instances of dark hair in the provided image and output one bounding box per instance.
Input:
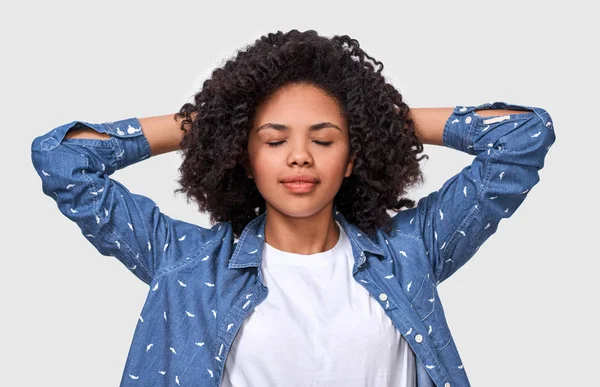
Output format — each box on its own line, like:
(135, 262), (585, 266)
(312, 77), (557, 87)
(174, 29), (428, 239)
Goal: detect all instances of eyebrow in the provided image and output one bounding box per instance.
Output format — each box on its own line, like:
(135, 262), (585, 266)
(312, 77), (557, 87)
(255, 122), (342, 132)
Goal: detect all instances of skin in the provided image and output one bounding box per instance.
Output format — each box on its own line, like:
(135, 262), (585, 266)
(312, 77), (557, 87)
(245, 82), (355, 255)
(65, 83), (530, 257)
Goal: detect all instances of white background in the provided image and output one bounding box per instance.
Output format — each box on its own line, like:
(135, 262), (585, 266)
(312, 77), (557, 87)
(3, 0), (598, 385)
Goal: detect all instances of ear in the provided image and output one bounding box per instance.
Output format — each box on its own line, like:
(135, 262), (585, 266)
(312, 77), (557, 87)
(242, 158), (253, 179)
(345, 153), (356, 177)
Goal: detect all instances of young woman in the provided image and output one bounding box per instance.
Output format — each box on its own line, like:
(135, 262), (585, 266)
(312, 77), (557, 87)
(31, 29), (555, 387)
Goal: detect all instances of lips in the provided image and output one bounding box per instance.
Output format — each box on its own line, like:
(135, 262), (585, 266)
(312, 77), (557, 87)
(280, 175), (319, 184)
(281, 180), (318, 193)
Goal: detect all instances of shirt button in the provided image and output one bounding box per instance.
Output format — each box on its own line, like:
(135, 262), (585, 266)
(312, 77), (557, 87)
(415, 334), (423, 343)
(379, 293), (388, 301)
(465, 116), (472, 124)
(445, 383), (451, 387)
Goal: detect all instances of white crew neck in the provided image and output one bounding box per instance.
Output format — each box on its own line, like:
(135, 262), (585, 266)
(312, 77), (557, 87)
(262, 220), (348, 267)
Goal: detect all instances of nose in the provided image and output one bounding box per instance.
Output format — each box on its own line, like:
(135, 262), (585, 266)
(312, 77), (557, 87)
(286, 141), (314, 167)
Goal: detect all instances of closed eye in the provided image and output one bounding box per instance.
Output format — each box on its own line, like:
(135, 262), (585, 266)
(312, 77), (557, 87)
(267, 141), (333, 147)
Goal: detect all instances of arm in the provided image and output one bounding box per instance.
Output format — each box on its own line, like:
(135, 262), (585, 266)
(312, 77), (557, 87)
(393, 102), (555, 284)
(409, 107), (535, 146)
(31, 114), (220, 285)
(64, 113), (188, 156)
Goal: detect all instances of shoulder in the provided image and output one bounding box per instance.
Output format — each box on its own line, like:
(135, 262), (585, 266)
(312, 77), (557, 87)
(153, 220), (232, 280)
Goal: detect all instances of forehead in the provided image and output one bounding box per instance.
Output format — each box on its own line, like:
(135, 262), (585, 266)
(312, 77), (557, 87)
(252, 84), (345, 126)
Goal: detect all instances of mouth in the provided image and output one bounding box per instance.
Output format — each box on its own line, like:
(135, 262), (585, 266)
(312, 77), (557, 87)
(281, 181), (318, 193)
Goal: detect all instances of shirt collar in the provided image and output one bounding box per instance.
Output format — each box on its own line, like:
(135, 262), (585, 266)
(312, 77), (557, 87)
(228, 206), (385, 269)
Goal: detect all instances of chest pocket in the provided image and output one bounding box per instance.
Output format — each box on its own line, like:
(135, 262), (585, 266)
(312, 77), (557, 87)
(409, 274), (452, 350)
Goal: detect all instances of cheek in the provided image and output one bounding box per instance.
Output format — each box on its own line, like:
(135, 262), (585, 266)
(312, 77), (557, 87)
(249, 152), (277, 184)
(323, 153), (350, 174)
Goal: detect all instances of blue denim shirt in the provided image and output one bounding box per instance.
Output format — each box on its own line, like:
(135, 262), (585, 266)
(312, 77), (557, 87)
(31, 102), (555, 386)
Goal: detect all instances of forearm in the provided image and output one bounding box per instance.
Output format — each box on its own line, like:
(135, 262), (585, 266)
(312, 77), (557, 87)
(409, 107), (532, 146)
(64, 113), (188, 157)
(138, 114), (187, 156)
(409, 108), (453, 146)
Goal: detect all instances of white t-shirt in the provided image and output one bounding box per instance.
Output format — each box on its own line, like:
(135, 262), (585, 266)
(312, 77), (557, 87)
(221, 220), (416, 387)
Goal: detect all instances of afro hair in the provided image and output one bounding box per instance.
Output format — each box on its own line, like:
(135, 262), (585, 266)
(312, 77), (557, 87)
(174, 29), (428, 239)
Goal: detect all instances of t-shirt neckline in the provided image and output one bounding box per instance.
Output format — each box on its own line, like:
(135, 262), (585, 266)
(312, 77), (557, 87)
(262, 220), (348, 267)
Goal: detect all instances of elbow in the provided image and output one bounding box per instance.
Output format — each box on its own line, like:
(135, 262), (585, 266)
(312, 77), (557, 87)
(31, 135), (47, 174)
(533, 106), (556, 149)
(533, 108), (556, 168)
(511, 108), (556, 170)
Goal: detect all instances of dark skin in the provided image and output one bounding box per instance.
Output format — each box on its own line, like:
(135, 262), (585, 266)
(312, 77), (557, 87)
(244, 84), (354, 254)
(65, 89), (529, 255)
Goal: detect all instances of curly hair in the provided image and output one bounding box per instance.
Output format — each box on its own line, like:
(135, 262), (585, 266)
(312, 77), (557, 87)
(174, 29), (428, 239)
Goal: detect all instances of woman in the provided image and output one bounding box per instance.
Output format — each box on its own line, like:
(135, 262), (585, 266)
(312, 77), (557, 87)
(31, 29), (555, 386)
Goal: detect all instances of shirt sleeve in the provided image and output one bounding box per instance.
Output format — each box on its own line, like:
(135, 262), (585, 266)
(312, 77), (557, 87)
(404, 102), (556, 285)
(30, 117), (221, 285)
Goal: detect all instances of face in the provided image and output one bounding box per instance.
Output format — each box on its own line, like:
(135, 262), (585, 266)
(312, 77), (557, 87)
(246, 83), (355, 218)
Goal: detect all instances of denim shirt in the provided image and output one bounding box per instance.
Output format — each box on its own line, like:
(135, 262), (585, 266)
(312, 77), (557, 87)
(31, 102), (555, 387)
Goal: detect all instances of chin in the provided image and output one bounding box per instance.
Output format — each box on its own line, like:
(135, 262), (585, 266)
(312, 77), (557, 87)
(266, 200), (333, 218)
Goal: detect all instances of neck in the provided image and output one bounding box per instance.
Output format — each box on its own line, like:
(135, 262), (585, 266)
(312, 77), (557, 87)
(263, 205), (340, 255)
